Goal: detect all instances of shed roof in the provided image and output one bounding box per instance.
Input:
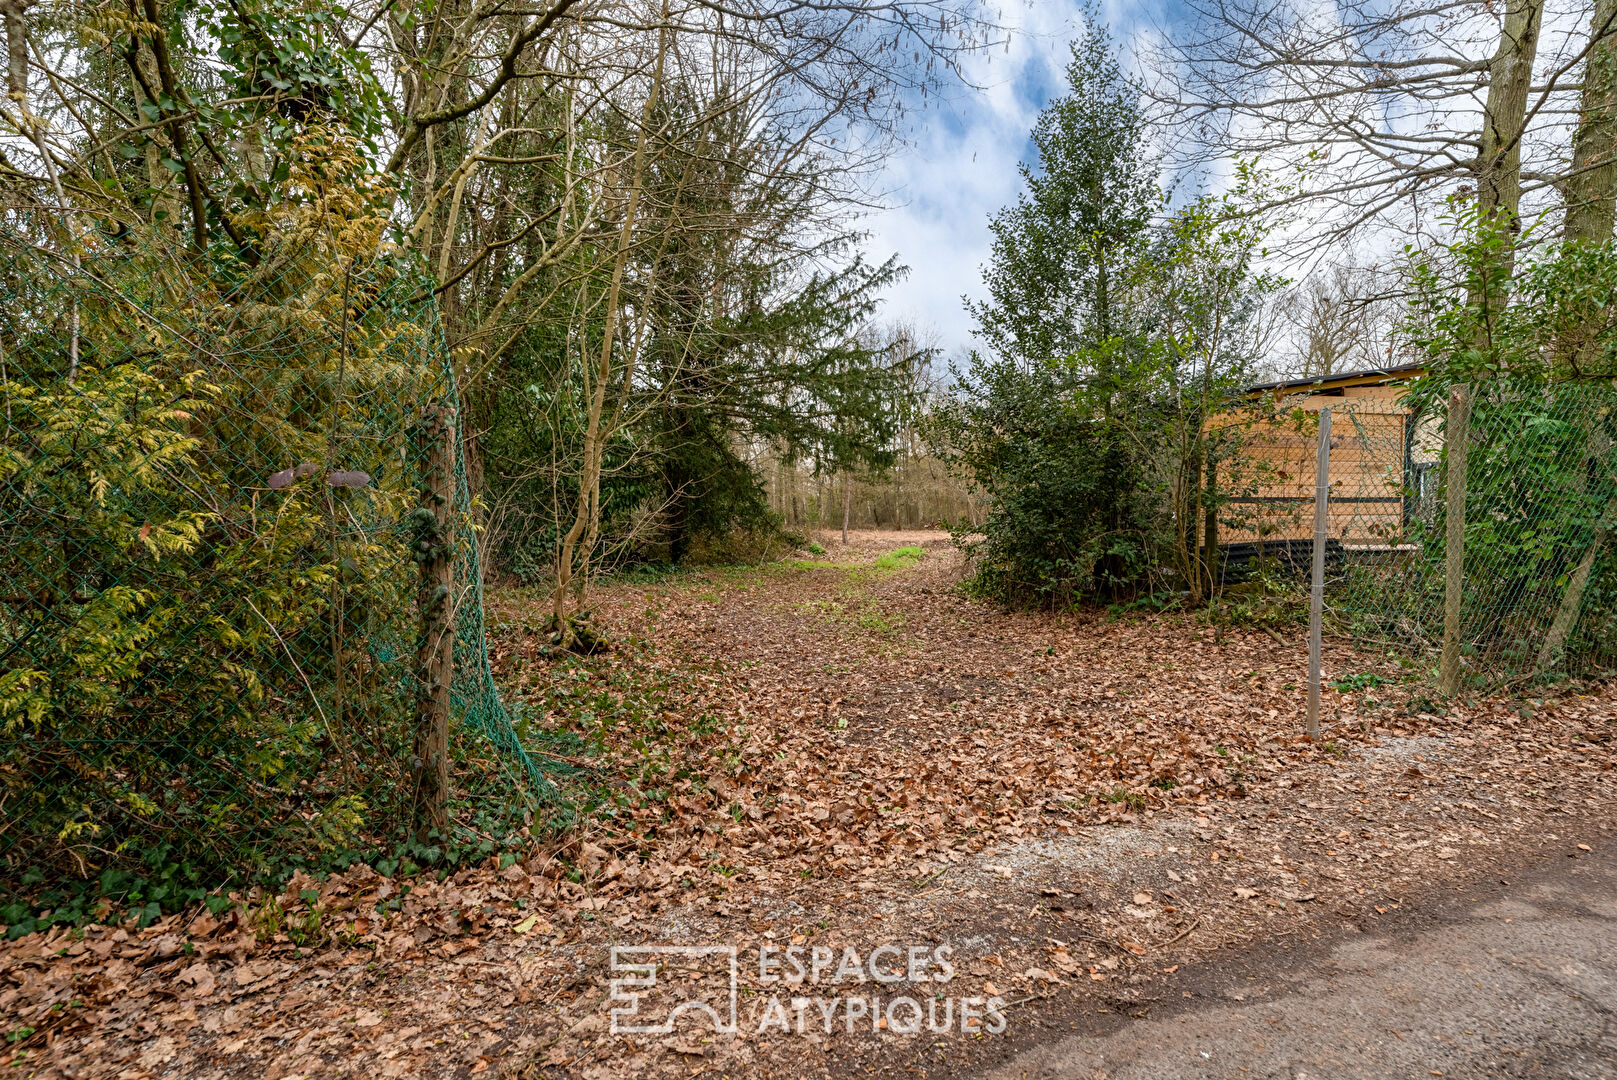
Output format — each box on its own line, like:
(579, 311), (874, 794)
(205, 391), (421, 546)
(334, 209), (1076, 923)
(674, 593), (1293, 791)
(1245, 362), (1426, 395)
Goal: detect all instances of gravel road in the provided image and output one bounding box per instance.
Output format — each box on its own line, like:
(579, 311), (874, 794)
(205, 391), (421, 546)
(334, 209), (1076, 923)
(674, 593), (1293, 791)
(988, 848), (1617, 1080)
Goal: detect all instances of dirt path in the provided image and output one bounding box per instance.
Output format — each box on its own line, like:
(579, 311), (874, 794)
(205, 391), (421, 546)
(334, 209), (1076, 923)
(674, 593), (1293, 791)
(986, 837), (1617, 1079)
(4, 532), (1614, 1079)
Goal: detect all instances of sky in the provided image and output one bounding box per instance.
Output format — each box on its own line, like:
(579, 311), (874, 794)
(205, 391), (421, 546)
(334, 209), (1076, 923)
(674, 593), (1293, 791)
(858, 0), (1592, 377)
(865, 1), (1144, 358)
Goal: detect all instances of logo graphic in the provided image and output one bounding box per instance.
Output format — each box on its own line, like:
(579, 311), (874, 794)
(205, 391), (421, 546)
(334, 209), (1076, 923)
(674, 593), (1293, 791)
(609, 945), (739, 1035)
(608, 942), (1006, 1038)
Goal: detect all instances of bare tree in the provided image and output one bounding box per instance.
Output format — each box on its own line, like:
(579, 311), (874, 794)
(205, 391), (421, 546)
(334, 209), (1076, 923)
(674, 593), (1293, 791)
(1275, 265), (1402, 378)
(1143, 0), (1605, 253)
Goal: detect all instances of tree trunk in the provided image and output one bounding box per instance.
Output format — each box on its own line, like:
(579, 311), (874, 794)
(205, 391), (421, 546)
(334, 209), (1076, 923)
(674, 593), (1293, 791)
(666, 461), (692, 564)
(1539, 418), (1615, 673)
(1439, 385), (1471, 697)
(1536, 5), (1617, 671)
(1182, 448), (1204, 606)
(550, 17), (666, 633)
(413, 404), (456, 838)
(1565, 0), (1617, 244)
(1203, 451), (1219, 602)
(1537, 498), (1615, 673)
(841, 473), (851, 546)
(1, 0), (26, 106)
(1438, 5), (1541, 692)
(1477, 0), (1544, 230)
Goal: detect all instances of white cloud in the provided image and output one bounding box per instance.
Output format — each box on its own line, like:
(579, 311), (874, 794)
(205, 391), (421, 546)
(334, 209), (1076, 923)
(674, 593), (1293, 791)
(863, 1), (1147, 355)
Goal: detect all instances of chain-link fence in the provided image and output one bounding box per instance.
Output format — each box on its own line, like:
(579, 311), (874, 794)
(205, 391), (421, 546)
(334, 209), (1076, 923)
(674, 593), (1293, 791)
(0, 212), (549, 915)
(1218, 374), (1617, 689)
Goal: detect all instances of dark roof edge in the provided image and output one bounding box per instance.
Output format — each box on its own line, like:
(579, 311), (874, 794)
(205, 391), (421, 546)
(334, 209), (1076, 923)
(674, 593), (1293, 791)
(1244, 362), (1427, 395)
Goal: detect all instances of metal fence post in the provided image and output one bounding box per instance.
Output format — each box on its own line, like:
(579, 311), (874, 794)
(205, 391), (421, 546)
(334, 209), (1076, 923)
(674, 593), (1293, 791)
(1307, 407), (1332, 741)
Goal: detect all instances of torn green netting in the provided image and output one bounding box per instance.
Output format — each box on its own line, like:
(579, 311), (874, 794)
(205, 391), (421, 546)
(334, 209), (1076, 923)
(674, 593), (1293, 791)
(0, 220), (552, 901)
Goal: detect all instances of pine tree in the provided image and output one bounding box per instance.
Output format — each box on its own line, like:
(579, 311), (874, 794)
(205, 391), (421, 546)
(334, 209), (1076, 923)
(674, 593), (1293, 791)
(967, 17), (1161, 374)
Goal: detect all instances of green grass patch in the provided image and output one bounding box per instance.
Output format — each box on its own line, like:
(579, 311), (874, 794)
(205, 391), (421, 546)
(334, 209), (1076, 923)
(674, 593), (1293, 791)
(781, 544), (926, 576)
(854, 606), (905, 635)
(872, 545), (925, 572)
(803, 597), (907, 638)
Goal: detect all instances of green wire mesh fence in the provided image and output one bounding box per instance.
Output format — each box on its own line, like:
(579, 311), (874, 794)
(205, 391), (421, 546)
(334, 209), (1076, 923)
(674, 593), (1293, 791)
(0, 212), (549, 913)
(1219, 374), (1617, 689)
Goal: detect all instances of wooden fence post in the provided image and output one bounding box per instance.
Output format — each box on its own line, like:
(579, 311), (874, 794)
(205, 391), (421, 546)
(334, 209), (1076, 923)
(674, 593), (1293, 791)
(1307, 407), (1332, 741)
(1439, 385), (1470, 697)
(413, 404), (455, 837)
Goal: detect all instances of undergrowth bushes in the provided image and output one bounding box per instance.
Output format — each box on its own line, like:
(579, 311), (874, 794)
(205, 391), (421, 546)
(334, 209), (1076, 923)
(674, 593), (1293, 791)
(0, 131), (539, 915)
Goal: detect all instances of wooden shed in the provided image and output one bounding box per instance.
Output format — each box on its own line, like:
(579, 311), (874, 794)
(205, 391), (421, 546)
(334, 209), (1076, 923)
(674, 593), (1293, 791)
(1215, 363), (1434, 560)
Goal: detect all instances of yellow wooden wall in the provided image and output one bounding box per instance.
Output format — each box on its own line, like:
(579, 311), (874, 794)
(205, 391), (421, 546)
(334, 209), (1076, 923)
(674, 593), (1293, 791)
(1216, 382), (1416, 547)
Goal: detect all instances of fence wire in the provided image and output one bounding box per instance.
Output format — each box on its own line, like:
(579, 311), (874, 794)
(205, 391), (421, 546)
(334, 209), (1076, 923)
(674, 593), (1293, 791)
(0, 220), (549, 914)
(1218, 376), (1617, 689)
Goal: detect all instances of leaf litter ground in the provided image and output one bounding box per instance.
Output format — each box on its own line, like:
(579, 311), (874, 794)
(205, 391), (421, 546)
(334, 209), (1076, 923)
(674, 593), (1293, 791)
(4, 532), (1613, 1078)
